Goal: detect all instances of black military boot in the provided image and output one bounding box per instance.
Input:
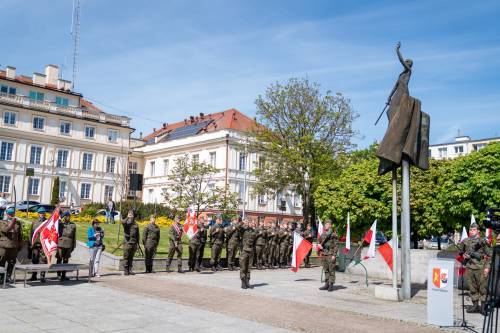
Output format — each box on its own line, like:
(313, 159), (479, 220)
(30, 272), (38, 281)
(467, 301), (480, 313)
(178, 266), (184, 274)
(246, 279), (253, 289)
(241, 279), (247, 289)
(40, 272), (46, 283)
(124, 268), (130, 276)
(328, 283), (334, 292)
(319, 282), (329, 290)
(480, 302), (487, 315)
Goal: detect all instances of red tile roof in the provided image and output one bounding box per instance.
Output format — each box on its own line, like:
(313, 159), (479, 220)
(0, 70), (81, 96)
(80, 99), (103, 113)
(143, 108), (256, 142)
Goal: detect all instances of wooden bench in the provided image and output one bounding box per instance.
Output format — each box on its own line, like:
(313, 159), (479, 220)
(0, 266), (6, 289)
(14, 263), (89, 287)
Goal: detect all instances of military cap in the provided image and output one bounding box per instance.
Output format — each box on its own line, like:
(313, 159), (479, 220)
(6, 207), (15, 215)
(62, 211), (70, 217)
(37, 206), (46, 213)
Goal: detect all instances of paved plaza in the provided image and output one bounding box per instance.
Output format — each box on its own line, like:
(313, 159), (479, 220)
(0, 267), (487, 332)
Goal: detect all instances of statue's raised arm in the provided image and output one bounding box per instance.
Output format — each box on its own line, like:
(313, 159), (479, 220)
(396, 42), (412, 72)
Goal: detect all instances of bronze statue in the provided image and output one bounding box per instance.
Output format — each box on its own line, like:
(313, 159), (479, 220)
(375, 42), (430, 175)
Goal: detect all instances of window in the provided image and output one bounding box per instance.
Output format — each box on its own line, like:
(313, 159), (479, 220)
(55, 96), (69, 106)
(80, 183), (91, 199)
(258, 193), (266, 205)
(108, 129), (118, 143)
(106, 156), (116, 173)
(56, 149), (69, 168)
(0, 175), (11, 192)
(128, 161), (138, 174)
(3, 111), (17, 125)
(85, 125), (95, 139)
(239, 153), (246, 171)
(104, 185), (114, 200)
(454, 145), (464, 154)
(238, 184), (245, 201)
(60, 121), (71, 135)
(82, 153), (93, 170)
(150, 161), (156, 176)
(438, 147), (447, 158)
(192, 154), (199, 164)
(473, 143), (486, 151)
(28, 178), (40, 195)
(209, 152), (216, 168)
(0, 142), (14, 161)
(29, 91), (45, 101)
(1, 85), (16, 95)
(32, 116), (45, 130)
(276, 191), (285, 209)
(258, 156), (265, 169)
(163, 159), (169, 175)
(293, 193), (302, 207)
(59, 180), (67, 200)
(29, 146), (42, 165)
(208, 183), (215, 190)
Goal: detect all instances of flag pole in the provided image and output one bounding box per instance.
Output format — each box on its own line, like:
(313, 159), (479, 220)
(391, 169), (398, 290)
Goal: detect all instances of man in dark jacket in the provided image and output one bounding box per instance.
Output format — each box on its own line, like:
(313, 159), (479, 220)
(122, 210), (139, 275)
(56, 211), (77, 281)
(167, 216), (183, 273)
(142, 215), (160, 273)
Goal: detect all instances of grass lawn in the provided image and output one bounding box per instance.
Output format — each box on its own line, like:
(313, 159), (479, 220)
(75, 222), (226, 259)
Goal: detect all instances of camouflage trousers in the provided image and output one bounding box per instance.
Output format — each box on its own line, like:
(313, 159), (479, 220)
(167, 242), (183, 269)
(255, 245), (265, 268)
(227, 242), (239, 267)
(322, 256), (336, 284)
(466, 268), (487, 302)
(240, 250), (253, 281)
(0, 247), (17, 278)
(211, 243), (223, 268)
(123, 243), (137, 272)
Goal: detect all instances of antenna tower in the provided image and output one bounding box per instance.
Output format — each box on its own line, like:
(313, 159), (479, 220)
(70, 0), (81, 90)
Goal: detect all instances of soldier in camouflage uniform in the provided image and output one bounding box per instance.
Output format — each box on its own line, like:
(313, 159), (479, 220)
(267, 221), (279, 269)
(318, 220), (339, 292)
(0, 207), (22, 283)
(29, 207), (48, 282)
(457, 222), (491, 314)
(142, 215), (160, 273)
(286, 223), (295, 265)
(238, 219), (257, 289)
(196, 217), (209, 270)
(254, 220), (267, 270)
(278, 223), (289, 268)
(225, 217), (240, 271)
(303, 223), (313, 268)
(189, 216), (205, 272)
(122, 210), (139, 275)
(210, 215), (225, 271)
(56, 211), (76, 281)
(167, 216), (184, 273)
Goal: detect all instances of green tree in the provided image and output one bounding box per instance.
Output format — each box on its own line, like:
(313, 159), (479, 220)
(163, 155), (239, 217)
(438, 142), (500, 229)
(51, 177), (60, 205)
(251, 78), (358, 225)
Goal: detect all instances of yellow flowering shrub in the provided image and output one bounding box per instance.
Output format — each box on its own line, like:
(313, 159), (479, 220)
(15, 212), (39, 220)
(137, 216), (174, 227)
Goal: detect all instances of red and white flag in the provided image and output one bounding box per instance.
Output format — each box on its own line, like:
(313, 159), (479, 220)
(317, 218), (324, 239)
(485, 228), (493, 244)
(291, 231), (312, 272)
(470, 214), (476, 226)
(378, 238), (395, 271)
(31, 207), (60, 265)
(343, 212), (351, 254)
(363, 220), (377, 260)
(183, 208), (198, 239)
(460, 226), (468, 242)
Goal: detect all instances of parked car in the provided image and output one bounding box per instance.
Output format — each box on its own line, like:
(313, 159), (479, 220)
(7, 200), (40, 211)
(27, 204), (56, 214)
(96, 209), (122, 223)
(425, 236), (453, 250)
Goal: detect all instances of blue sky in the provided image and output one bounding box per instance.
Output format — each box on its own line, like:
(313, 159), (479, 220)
(1, 0), (499, 147)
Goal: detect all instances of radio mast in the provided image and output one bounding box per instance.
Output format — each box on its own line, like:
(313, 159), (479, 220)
(70, 0), (81, 90)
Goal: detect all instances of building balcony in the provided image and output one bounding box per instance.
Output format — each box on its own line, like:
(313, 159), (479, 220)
(0, 92), (130, 127)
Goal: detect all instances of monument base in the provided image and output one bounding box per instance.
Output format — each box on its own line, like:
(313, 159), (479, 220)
(375, 285), (402, 302)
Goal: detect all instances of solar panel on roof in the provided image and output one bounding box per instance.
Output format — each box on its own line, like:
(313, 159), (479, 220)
(161, 120), (213, 142)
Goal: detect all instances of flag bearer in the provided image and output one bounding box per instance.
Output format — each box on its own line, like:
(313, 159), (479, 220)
(29, 207), (48, 282)
(318, 220), (339, 292)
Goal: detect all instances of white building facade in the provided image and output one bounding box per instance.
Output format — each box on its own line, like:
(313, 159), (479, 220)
(134, 109), (303, 223)
(429, 135), (500, 160)
(0, 65), (133, 206)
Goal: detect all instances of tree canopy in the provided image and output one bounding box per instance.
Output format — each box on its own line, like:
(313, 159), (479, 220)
(314, 142), (500, 239)
(251, 77), (358, 224)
